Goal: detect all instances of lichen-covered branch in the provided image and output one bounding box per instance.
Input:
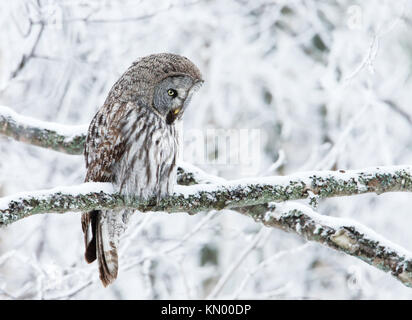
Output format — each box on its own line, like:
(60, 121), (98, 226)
(250, 202), (412, 288)
(2, 171), (412, 288)
(0, 105), (87, 155)
(178, 163), (412, 288)
(1, 165), (412, 226)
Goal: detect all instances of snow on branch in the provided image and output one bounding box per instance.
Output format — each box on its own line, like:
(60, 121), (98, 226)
(2, 165), (412, 288)
(180, 164), (412, 289)
(0, 105), (87, 155)
(256, 202), (412, 288)
(1, 165), (412, 225)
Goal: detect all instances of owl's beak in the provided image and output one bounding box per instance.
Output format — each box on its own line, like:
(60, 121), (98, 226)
(172, 107), (182, 116)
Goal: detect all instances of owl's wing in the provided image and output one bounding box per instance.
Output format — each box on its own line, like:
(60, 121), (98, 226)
(81, 101), (131, 264)
(84, 102), (132, 183)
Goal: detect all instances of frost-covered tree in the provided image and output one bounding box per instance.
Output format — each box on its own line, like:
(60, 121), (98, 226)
(0, 0), (412, 299)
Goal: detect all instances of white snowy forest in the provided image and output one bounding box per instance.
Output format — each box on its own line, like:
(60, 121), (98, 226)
(1, 0), (412, 299)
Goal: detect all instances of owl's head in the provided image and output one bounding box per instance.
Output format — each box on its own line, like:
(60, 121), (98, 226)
(153, 74), (203, 124)
(114, 53), (203, 124)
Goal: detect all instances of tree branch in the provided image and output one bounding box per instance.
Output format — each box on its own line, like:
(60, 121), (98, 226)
(1, 165), (412, 225)
(179, 163), (412, 288)
(0, 105), (87, 155)
(255, 202), (412, 288)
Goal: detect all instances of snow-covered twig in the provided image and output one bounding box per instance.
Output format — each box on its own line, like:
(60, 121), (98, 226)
(207, 227), (271, 299)
(232, 243), (312, 299)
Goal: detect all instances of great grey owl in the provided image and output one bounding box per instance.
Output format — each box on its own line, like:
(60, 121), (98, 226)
(81, 53), (203, 287)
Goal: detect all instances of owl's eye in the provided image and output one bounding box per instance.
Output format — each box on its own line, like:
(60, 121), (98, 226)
(167, 89), (177, 97)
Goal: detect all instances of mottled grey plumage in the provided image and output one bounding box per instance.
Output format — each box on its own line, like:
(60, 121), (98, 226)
(82, 53), (203, 286)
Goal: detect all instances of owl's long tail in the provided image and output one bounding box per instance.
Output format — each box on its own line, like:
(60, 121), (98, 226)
(82, 210), (119, 287)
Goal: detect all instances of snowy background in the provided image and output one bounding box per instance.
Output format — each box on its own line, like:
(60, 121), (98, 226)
(0, 0), (412, 299)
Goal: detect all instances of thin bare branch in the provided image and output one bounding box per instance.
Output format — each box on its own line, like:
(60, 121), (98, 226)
(382, 99), (412, 125)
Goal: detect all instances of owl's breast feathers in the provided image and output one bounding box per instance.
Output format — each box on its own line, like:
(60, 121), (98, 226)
(84, 100), (179, 198)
